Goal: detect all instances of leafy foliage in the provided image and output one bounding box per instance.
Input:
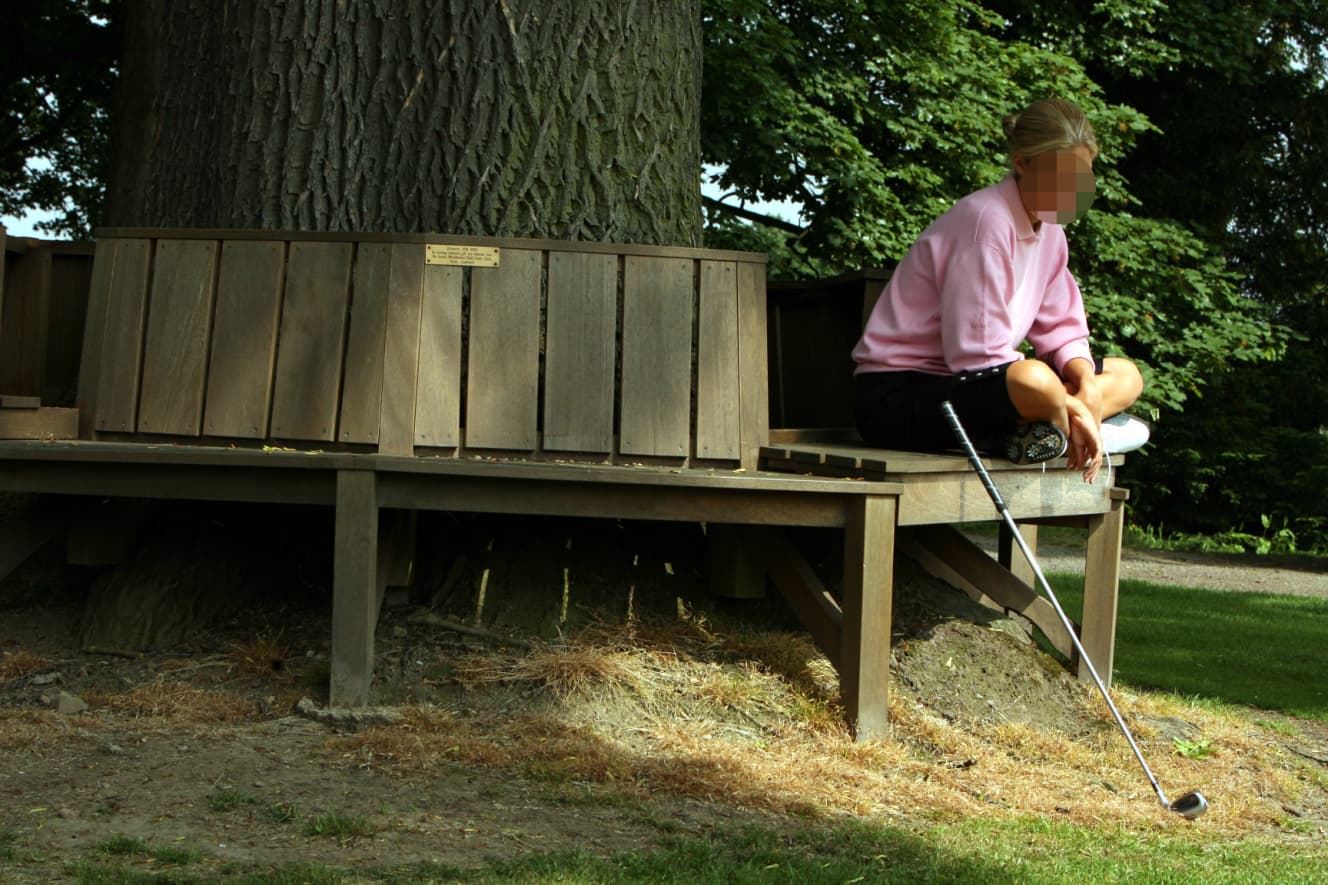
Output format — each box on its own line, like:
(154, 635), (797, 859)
(0, 0), (120, 237)
(702, 0), (1323, 543)
(700, 0), (1286, 421)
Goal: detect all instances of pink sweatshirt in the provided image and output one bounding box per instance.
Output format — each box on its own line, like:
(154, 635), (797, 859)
(852, 175), (1094, 376)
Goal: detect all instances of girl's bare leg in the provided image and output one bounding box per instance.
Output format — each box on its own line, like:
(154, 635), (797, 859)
(1097, 356), (1144, 417)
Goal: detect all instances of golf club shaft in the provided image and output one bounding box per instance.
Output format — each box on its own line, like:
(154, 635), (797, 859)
(939, 401), (1171, 808)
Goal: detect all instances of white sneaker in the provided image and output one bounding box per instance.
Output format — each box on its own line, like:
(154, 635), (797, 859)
(1101, 413), (1150, 454)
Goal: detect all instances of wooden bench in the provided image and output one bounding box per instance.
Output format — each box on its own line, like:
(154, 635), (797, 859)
(760, 434), (1127, 686)
(0, 228), (1127, 741)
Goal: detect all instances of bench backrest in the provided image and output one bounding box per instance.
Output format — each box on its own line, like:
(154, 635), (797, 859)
(77, 230), (769, 467)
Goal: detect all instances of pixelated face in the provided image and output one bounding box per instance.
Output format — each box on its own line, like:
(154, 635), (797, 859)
(1015, 145), (1096, 225)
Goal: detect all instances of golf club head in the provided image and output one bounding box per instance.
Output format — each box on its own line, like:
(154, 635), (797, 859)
(1169, 791), (1208, 819)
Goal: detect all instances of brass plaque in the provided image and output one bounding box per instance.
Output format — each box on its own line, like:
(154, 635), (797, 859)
(425, 244), (500, 267)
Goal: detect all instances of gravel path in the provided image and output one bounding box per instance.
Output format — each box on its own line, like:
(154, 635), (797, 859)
(987, 539), (1328, 599)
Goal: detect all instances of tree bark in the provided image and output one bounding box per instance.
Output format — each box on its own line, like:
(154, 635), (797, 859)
(105, 0), (702, 245)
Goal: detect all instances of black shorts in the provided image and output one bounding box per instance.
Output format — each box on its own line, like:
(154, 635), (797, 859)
(853, 358), (1104, 453)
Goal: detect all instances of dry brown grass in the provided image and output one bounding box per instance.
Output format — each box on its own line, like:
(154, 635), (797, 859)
(0, 649), (51, 682)
(325, 630), (1327, 841)
(227, 636), (293, 679)
(89, 680), (259, 723)
(455, 644), (642, 699)
(0, 709), (105, 751)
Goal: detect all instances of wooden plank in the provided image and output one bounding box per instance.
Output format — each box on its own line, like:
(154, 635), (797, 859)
(203, 240), (287, 438)
(696, 261), (741, 461)
(377, 244), (425, 455)
(465, 248), (541, 450)
(766, 428), (863, 446)
(542, 251), (617, 453)
(331, 470), (381, 707)
(413, 263), (464, 447)
(896, 471), (1113, 525)
(620, 256), (693, 458)
(377, 473), (853, 528)
(841, 494), (896, 741)
(66, 498), (146, 566)
(42, 247), (95, 404)
(93, 239), (153, 433)
(0, 500), (66, 582)
(97, 226), (769, 264)
(77, 239), (117, 438)
(736, 260), (769, 469)
(999, 522), (1040, 589)
(0, 225), (6, 339)
(0, 242), (53, 397)
(1080, 499), (1125, 688)
(0, 406), (78, 439)
(338, 243), (391, 444)
(762, 527), (843, 663)
(706, 524), (766, 599)
(269, 242), (354, 442)
(137, 238), (219, 435)
(1, 395), (40, 409)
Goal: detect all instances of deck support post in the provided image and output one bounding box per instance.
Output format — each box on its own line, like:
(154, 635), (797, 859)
(706, 523), (767, 599)
(1080, 494), (1126, 687)
(841, 493), (897, 742)
(998, 521), (1039, 589)
(331, 469), (381, 707)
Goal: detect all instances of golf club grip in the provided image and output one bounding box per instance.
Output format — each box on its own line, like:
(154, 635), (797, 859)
(939, 402), (1007, 509)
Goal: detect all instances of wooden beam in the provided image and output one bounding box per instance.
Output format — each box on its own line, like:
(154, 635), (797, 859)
(0, 499), (67, 582)
(706, 524), (766, 600)
(379, 508), (416, 589)
(1080, 499), (1125, 688)
(841, 494), (896, 742)
(376, 474), (853, 528)
(998, 521), (1039, 589)
(904, 524), (1076, 661)
(760, 527), (842, 665)
(331, 469), (380, 707)
(66, 498), (147, 566)
(0, 406), (78, 440)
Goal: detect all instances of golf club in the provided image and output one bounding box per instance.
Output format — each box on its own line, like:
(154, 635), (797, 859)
(940, 400), (1208, 820)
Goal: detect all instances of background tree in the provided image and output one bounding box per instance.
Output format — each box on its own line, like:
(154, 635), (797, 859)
(986, 0), (1328, 546)
(0, 0), (120, 238)
(701, 0), (1321, 550)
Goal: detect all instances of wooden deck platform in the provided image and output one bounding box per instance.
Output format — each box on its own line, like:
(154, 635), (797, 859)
(0, 229), (1131, 742)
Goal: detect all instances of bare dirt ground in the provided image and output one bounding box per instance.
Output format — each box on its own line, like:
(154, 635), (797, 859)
(2, 497), (1326, 882)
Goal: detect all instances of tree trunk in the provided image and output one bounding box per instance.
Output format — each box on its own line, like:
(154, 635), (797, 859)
(105, 0), (702, 245)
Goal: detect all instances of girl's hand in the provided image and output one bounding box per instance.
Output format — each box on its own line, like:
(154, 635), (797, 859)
(1065, 397), (1104, 483)
(1063, 359), (1104, 426)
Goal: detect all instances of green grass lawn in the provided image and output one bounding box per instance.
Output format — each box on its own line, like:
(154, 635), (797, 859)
(1046, 574), (1328, 720)
(62, 817), (1328, 883)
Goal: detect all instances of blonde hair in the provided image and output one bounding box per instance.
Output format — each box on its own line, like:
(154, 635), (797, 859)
(1003, 99), (1098, 169)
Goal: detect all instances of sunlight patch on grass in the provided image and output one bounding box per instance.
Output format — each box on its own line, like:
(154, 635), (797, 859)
(323, 628), (1326, 841)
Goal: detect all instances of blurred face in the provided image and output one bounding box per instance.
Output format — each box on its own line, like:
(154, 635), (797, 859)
(1014, 144), (1096, 225)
